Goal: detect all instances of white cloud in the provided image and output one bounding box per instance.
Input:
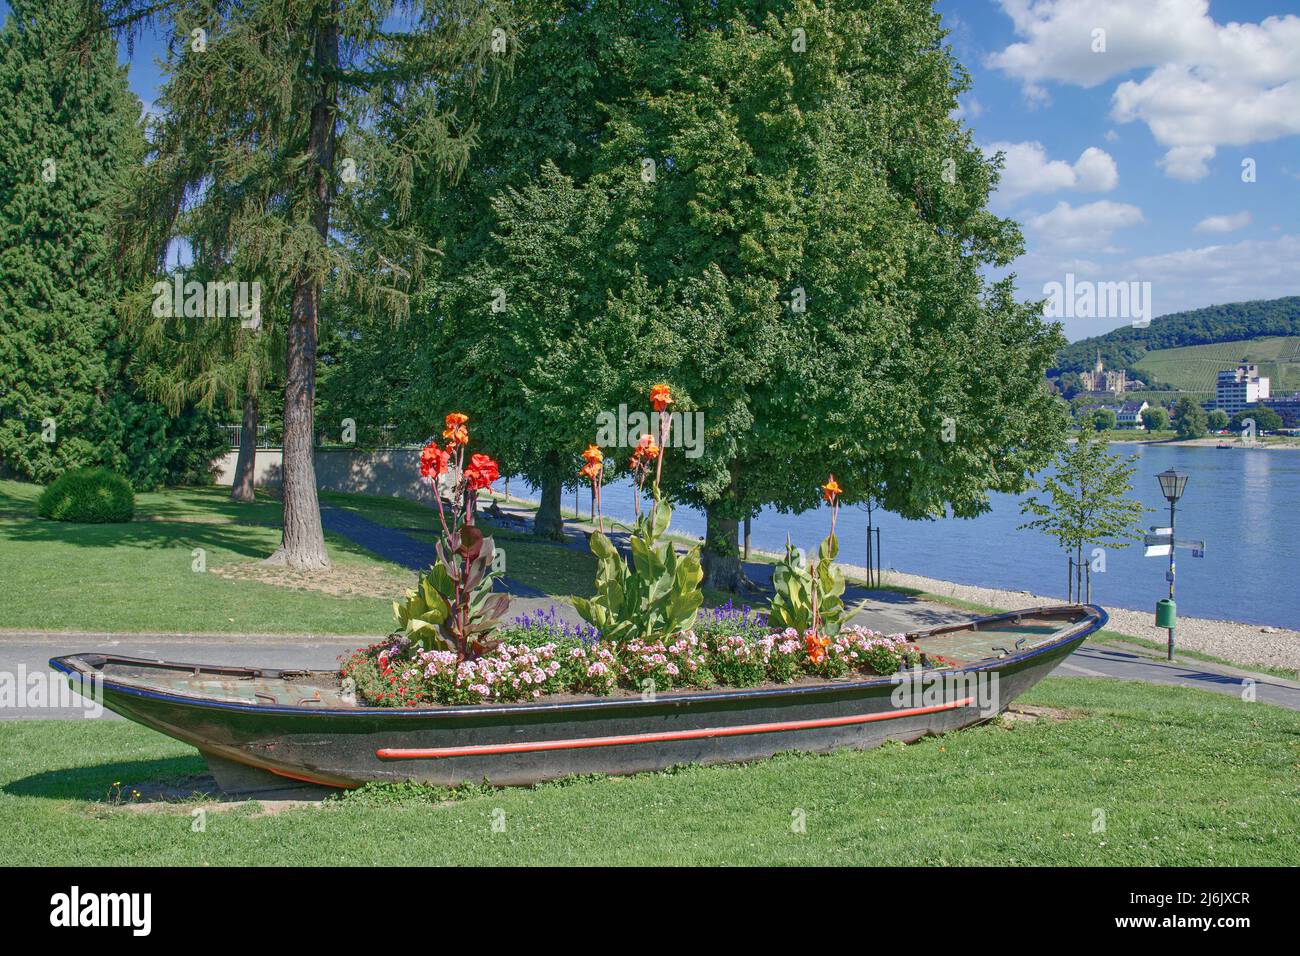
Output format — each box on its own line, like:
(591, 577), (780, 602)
(989, 1), (1300, 180)
(985, 141), (1118, 202)
(1073, 146), (1120, 191)
(1006, 234), (1300, 340)
(1027, 199), (1145, 251)
(1194, 210), (1252, 234)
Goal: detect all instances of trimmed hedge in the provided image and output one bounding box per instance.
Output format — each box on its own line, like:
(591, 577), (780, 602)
(37, 467), (135, 523)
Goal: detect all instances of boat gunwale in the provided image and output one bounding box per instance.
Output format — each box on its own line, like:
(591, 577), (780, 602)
(48, 604), (1107, 720)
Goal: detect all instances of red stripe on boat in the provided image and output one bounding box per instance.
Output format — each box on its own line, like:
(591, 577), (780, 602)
(376, 697), (976, 760)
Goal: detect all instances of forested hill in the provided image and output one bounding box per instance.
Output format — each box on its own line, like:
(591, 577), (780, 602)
(1053, 297), (1300, 373)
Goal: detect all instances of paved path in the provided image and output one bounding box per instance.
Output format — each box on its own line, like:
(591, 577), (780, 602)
(6, 500), (1296, 721)
(321, 506), (545, 597)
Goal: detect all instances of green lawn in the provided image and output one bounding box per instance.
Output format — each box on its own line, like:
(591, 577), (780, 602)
(0, 480), (403, 634)
(1, 677), (1295, 865)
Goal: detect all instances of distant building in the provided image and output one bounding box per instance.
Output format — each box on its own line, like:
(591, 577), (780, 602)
(1216, 363), (1270, 413)
(1079, 350), (1128, 393)
(1265, 393), (1300, 428)
(1116, 400), (1150, 429)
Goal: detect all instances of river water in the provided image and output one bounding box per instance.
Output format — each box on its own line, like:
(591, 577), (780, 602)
(524, 444), (1300, 629)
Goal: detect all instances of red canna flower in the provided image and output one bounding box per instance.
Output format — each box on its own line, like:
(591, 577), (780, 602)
(464, 453), (500, 491)
(419, 441), (451, 480)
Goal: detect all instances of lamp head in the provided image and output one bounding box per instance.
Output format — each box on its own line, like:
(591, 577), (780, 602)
(1156, 468), (1188, 503)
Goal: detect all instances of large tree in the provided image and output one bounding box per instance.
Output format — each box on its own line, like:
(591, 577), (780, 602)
(593, 0), (1066, 588)
(93, 0), (513, 567)
(0, 0), (142, 482)
(370, 0), (663, 539)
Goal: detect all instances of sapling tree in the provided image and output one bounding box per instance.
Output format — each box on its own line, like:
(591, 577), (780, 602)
(1019, 419), (1147, 602)
(86, 0), (514, 568)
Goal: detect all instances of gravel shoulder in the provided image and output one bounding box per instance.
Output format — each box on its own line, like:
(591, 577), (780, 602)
(870, 566), (1300, 673)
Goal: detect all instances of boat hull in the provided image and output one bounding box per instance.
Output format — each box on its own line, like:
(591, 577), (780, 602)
(50, 605), (1105, 789)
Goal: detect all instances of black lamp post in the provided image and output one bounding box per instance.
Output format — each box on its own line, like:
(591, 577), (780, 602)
(1156, 468), (1188, 660)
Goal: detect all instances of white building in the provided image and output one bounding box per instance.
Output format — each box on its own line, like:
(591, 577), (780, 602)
(1216, 364), (1270, 414)
(1116, 400), (1150, 429)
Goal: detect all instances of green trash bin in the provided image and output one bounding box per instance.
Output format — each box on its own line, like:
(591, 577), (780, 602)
(1155, 598), (1177, 629)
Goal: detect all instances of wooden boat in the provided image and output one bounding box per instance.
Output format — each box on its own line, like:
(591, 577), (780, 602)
(50, 604), (1106, 792)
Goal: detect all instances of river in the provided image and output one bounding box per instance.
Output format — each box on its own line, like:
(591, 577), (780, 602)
(523, 444), (1300, 630)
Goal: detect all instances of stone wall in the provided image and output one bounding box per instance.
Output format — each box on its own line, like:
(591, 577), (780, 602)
(213, 448), (440, 505)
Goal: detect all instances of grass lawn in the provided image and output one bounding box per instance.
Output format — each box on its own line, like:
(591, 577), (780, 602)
(0, 677), (1295, 865)
(0, 480), (405, 634)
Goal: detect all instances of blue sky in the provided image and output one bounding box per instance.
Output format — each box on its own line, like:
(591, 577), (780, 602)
(7, 0), (1300, 341)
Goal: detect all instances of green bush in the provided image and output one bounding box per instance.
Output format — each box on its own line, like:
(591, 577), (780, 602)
(37, 467), (135, 523)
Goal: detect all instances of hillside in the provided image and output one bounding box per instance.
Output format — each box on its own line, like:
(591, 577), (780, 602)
(1132, 336), (1300, 400)
(1054, 296), (1300, 379)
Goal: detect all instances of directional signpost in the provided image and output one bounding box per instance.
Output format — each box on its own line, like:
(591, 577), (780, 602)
(1149, 469), (1201, 660)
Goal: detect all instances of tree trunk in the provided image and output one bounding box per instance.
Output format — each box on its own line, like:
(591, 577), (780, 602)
(266, 11), (336, 570)
(230, 392), (258, 503)
(702, 504), (742, 592)
(534, 461), (565, 540)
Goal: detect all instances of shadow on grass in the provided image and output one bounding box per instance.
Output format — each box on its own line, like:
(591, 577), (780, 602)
(0, 508), (389, 565)
(4, 755), (208, 802)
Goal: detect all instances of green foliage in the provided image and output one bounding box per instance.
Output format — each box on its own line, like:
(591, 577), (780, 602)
(0, 0), (143, 482)
(1083, 406), (1118, 430)
(1055, 296), (1300, 376)
(1020, 419), (1148, 562)
(769, 534), (846, 637)
(394, 525), (509, 659)
(572, 497), (704, 643)
(1206, 409), (1230, 431)
(1231, 406), (1283, 433)
(1141, 406), (1170, 431)
(37, 467), (135, 523)
(92, 392), (227, 491)
(1172, 397), (1208, 440)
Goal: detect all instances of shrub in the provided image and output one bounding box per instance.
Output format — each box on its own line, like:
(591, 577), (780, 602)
(37, 467), (135, 523)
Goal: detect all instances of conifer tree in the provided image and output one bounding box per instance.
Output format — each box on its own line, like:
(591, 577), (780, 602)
(0, 0), (142, 482)
(90, 0), (514, 567)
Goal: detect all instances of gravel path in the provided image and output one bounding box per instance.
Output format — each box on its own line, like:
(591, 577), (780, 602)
(869, 566), (1300, 673)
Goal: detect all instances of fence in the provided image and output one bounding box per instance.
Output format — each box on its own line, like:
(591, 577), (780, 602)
(219, 423), (420, 450)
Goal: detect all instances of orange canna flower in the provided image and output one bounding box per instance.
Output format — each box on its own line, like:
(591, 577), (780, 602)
(582, 444), (604, 465)
(635, 434), (660, 459)
(442, 412), (470, 446)
(822, 474), (842, 505)
(650, 383), (673, 413)
(580, 460), (603, 482)
(806, 633), (829, 664)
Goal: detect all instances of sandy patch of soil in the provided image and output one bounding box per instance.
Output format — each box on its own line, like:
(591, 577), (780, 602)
(105, 774), (330, 817)
(211, 560), (415, 599)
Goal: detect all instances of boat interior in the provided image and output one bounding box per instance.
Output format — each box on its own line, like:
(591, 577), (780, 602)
(53, 606), (1100, 708)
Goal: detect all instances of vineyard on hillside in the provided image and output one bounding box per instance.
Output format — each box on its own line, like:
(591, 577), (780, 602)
(1133, 336), (1300, 396)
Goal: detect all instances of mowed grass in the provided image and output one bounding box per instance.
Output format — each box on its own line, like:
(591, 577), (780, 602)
(1, 678), (1296, 865)
(1134, 335), (1300, 394)
(0, 480), (401, 634)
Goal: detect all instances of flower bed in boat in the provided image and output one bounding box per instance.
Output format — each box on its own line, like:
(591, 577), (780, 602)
(342, 604), (930, 707)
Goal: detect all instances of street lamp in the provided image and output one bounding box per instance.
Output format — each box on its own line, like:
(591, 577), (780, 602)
(1155, 468), (1188, 660)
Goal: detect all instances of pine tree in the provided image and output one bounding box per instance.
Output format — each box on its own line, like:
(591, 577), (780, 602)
(92, 0), (514, 567)
(0, 0), (142, 482)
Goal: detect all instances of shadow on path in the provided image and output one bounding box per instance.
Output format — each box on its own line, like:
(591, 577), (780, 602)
(321, 507), (545, 598)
